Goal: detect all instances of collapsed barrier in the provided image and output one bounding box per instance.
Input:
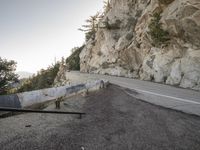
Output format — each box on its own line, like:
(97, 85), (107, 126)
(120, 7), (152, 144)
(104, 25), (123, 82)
(0, 80), (108, 118)
(0, 107), (86, 119)
(0, 80), (108, 108)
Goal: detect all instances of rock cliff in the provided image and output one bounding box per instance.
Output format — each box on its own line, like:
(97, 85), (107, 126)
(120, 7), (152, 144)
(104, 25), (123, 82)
(80, 0), (200, 90)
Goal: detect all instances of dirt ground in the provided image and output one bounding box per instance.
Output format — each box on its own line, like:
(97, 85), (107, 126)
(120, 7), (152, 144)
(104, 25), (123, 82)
(0, 84), (200, 150)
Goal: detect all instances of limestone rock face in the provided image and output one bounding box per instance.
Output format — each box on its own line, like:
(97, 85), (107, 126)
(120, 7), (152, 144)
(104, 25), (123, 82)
(54, 63), (69, 86)
(80, 0), (200, 90)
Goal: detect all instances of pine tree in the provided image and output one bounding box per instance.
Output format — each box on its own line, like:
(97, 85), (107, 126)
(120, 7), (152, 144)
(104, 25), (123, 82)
(79, 12), (102, 41)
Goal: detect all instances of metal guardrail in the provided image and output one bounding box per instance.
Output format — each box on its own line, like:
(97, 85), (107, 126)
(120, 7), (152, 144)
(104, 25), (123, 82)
(0, 107), (86, 119)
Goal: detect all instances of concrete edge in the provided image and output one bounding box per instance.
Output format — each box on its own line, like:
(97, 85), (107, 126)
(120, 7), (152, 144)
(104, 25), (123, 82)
(0, 80), (109, 112)
(18, 79), (109, 108)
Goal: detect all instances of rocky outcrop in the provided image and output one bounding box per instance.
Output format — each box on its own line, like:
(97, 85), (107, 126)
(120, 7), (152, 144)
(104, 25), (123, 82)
(80, 0), (200, 90)
(54, 62), (69, 86)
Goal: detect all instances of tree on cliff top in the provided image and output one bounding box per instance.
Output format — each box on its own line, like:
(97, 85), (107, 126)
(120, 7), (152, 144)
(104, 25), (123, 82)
(78, 12), (102, 41)
(103, 0), (111, 14)
(0, 57), (18, 95)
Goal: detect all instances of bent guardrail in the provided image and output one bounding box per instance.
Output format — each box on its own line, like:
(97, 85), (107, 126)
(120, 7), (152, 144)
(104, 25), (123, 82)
(0, 107), (86, 119)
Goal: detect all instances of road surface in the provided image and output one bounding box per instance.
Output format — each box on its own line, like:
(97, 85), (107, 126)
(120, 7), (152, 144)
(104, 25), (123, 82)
(66, 71), (200, 116)
(0, 85), (200, 150)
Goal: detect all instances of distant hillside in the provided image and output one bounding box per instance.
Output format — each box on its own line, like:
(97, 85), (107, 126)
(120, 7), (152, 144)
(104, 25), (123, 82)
(16, 71), (33, 79)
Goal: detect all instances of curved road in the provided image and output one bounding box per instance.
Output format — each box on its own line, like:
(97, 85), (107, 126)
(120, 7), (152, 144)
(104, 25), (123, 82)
(67, 71), (200, 116)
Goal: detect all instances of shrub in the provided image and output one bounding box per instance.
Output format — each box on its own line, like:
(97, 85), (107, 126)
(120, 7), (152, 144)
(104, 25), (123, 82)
(97, 51), (102, 56)
(65, 45), (85, 70)
(102, 62), (109, 69)
(99, 18), (121, 30)
(0, 57), (18, 95)
(148, 12), (170, 47)
(17, 63), (60, 93)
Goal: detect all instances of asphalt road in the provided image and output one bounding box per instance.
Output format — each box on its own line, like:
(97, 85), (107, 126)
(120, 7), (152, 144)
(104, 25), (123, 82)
(66, 71), (200, 116)
(0, 85), (200, 150)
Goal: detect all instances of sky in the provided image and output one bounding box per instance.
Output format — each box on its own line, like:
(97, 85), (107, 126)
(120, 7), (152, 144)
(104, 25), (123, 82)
(0, 0), (104, 73)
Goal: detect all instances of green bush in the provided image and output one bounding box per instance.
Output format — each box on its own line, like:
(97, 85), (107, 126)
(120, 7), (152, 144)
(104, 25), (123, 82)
(148, 12), (170, 47)
(0, 57), (18, 95)
(65, 45), (85, 70)
(97, 51), (102, 56)
(100, 18), (121, 30)
(17, 63), (60, 93)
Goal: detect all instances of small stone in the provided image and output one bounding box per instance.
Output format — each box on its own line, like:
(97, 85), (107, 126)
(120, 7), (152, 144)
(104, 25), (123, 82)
(25, 125), (31, 128)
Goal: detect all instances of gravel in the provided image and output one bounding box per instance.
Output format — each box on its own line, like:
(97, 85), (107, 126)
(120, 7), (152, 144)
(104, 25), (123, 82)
(0, 84), (200, 150)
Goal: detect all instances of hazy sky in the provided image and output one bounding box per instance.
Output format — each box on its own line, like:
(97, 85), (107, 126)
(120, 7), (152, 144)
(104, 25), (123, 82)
(0, 0), (104, 73)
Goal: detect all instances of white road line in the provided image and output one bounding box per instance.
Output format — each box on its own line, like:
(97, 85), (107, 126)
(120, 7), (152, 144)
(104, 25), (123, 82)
(75, 73), (200, 105)
(110, 80), (200, 105)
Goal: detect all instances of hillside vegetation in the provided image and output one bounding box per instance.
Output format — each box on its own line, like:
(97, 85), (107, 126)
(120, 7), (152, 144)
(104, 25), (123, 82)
(15, 63), (60, 93)
(65, 45), (85, 70)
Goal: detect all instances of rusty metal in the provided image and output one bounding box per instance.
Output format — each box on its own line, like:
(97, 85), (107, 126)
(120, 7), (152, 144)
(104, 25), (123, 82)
(0, 107), (85, 118)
